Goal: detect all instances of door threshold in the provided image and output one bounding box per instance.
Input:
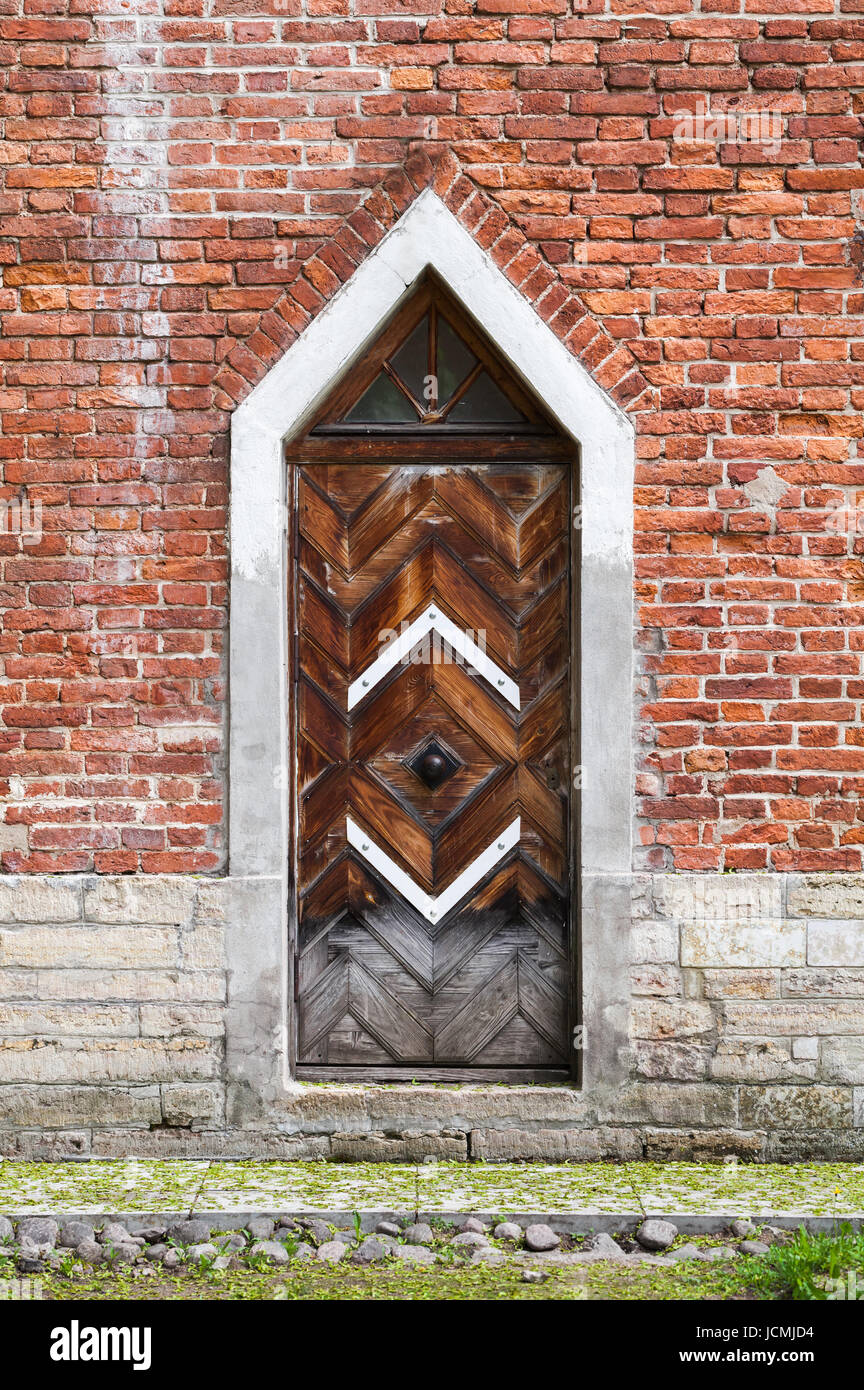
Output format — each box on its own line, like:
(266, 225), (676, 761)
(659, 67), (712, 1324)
(295, 1066), (572, 1084)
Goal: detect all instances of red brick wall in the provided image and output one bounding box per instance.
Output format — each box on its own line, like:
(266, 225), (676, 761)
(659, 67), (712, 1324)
(0, 0), (862, 874)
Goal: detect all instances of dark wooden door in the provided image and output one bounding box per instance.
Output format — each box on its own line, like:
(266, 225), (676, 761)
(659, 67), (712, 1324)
(292, 459), (573, 1080)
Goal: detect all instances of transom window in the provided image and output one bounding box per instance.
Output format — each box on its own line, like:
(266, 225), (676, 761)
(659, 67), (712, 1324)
(311, 278), (555, 436)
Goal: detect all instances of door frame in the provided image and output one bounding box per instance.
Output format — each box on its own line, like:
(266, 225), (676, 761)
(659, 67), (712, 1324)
(225, 189), (634, 1106)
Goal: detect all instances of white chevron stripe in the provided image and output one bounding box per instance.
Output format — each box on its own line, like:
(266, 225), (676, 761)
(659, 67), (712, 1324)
(347, 604), (520, 711)
(347, 815), (520, 923)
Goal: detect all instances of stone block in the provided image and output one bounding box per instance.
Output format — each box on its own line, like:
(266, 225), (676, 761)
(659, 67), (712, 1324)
(367, 1086), (591, 1131)
(328, 1130), (467, 1162)
(0, 1003), (139, 1037)
(766, 1128), (864, 1161)
(0, 969), (37, 998)
(596, 1083), (737, 1128)
(739, 1084), (852, 1130)
(161, 1083), (222, 1127)
(820, 1037), (864, 1084)
(786, 968), (864, 998)
(682, 919), (804, 969)
(35, 969), (226, 1004)
(631, 920), (678, 964)
(0, 878), (81, 924)
(807, 919), (864, 967)
(194, 881), (226, 923)
(0, 1085), (161, 1128)
(630, 964), (681, 997)
(88, 1128), (328, 1159)
(723, 1000), (864, 1035)
(0, 925), (178, 970)
(702, 969), (781, 999)
(631, 999), (715, 1040)
(787, 875), (864, 920)
(634, 1040), (708, 1081)
(181, 923), (225, 970)
(710, 1038), (814, 1083)
(642, 1127), (765, 1162)
(139, 1004), (224, 1038)
(0, 1037), (220, 1085)
(83, 876), (197, 926)
(662, 874), (781, 922)
(0, 1129), (91, 1159)
(470, 1126), (642, 1162)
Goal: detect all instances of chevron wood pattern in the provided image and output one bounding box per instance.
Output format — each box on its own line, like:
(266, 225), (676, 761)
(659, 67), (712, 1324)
(293, 460), (572, 1077)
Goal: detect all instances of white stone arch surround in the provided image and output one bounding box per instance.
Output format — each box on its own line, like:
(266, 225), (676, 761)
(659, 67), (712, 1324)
(226, 188), (635, 1112)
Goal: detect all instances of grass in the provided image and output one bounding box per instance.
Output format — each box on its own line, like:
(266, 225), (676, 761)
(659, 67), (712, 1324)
(0, 1245), (765, 1301)
(742, 1224), (864, 1301)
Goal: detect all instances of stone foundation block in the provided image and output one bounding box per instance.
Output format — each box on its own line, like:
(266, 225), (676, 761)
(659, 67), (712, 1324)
(470, 1126), (642, 1162)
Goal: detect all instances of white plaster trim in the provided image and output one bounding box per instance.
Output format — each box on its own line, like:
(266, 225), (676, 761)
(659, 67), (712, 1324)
(348, 603), (520, 711)
(347, 815), (520, 923)
(227, 186), (635, 1097)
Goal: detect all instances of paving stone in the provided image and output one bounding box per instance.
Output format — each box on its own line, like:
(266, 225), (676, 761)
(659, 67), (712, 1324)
(134, 1227), (167, 1244)
(58, 1220), (95, 1249)
(392, 1244), (436, 1266)
(403, 1222), (434, 1245)
(525, 1223), (560, 1252)
(99, 1222), (135, 1247)
(582, 1232), (624, 1259)
(17, 1217), (58, 1248)
(316, 1240), (347, 1264)
(470, 1247), (505, 1265)
(305, 1219), (332, 1246)
(186, 1242), (218, 1261)
(493, 1222), (522, 1241)
(104, 1243), (140, 1264)
(636, 1218), (678, 1251)
(246, 1216), (275, 1241)
(355, 1237), (391, 1264)
(460, 1217), (487, 1233)
(451, 1230), (488, 1248)
(76, 1240), (103, 1265)
(167, 1219), (211, 1246)
(214, 1232), (246, 1254)
(250, 1240), (290, 1265)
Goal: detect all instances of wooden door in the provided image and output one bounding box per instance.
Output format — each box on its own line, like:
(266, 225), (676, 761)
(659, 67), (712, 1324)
(292, 458), (574, 1080)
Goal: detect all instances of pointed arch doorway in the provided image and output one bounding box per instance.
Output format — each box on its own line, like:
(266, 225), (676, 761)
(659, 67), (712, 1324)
(289, 277), (577, 1081)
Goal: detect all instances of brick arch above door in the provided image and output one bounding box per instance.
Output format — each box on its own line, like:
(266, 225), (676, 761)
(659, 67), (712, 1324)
(226, 182), (635, 1104)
